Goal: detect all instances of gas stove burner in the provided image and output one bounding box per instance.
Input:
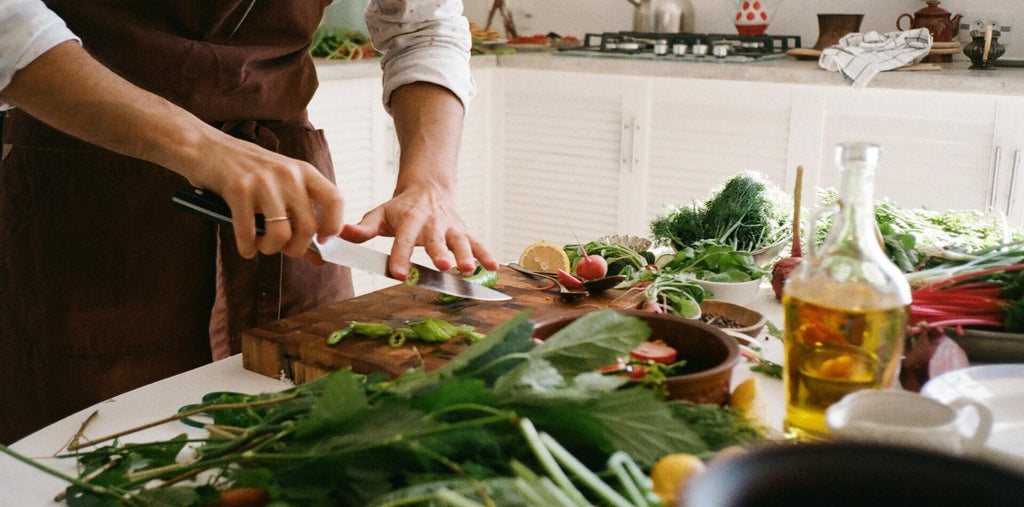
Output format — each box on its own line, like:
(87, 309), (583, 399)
(565, 31), (801, 63)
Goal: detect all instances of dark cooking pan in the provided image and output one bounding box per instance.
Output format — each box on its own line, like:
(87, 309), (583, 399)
(684, 442), (1024, 507)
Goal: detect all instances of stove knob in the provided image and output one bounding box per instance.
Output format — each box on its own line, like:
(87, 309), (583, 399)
(653, 39), (669, 56)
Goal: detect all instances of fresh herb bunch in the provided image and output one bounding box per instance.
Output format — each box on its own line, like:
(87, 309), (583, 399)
(18, 311), (763, 506)
(815, 190), (1024, 272)
(662, 240), (768, 282)
(651, 172), (792, 253)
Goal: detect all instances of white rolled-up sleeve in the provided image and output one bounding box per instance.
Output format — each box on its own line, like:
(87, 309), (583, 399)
(364, 0), (476, 114)
(0, 0), (80, 109)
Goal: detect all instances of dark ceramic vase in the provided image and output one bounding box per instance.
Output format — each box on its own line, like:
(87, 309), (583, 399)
(963, 29), (1005, 69)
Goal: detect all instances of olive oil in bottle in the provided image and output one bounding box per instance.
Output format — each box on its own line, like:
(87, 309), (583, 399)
(781, 144), (911, 441)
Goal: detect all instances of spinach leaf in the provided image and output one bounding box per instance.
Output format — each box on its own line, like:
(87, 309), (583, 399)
(438, 310), (535, 384)
(530, 310), (649, 376)
(293, 369), (369, 438)
(588, 388), (708, 465)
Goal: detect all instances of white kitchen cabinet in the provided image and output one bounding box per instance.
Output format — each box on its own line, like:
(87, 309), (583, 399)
(642, 78), (795, 233)
(497, 71), (798, 262)
(993, 97), (1024, 228)
(810, 87), (1000, 214)
(497, 69), (645, 263)
(310, 58), (1024, 290)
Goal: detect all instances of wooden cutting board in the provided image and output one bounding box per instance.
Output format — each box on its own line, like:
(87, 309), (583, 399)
(241, 266), (642, 384)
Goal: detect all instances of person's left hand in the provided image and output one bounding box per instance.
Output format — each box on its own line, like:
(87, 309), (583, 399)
(340, 181), (498, 280)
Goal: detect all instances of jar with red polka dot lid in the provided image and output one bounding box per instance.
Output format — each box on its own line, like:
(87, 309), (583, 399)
(733, 0), (783, 36)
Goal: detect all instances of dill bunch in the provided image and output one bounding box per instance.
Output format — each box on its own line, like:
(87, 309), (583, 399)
(651, 172), (792, 252)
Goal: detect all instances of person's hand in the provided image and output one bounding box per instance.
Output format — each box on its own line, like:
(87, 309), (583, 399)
(340, 181), (498, 279)
(184, 134), (344, 261)
(1, 41), (344, 262)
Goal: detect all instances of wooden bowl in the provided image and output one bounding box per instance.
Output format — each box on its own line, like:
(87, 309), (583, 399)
(700, 300), (767, 338)
(532, 309), (740, 405)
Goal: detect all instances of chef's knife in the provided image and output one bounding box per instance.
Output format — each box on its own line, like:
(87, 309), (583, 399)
(171, 186), (510, 301)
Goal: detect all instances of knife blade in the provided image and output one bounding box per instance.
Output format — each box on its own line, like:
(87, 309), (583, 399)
(171, 186), (510, 301)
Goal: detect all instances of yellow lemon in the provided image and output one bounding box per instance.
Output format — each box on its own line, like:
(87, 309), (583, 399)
(649, 453), (706, 505)
(728, 377), (765, 425)
(518, 241), (570, 272)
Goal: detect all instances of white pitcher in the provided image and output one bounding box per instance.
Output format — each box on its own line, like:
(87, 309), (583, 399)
(825, 389), (993, 456)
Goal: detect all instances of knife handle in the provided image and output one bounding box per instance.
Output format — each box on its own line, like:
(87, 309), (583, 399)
(171, 186), (266, 235)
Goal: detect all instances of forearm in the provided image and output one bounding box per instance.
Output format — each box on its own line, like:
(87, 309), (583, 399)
(389, 81), (465, 193)
(1, 41), (219, 183)
(1, 40), (347, 260)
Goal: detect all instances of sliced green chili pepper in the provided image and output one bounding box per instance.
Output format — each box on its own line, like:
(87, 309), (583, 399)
(327, 321), (393, 345)
(388, 328), (413, 348)
(349, 322), (392, 338)
(410, 318), (453, 343)
(327, 328), (350, 346)
(436, 266), (499, 303)
(404, 266), (420, 286)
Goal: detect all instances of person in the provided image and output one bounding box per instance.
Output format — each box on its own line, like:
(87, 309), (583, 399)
(0, 0), (498, 444)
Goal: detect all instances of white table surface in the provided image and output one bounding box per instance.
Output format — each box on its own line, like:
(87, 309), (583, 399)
(0, 290), (789, 505)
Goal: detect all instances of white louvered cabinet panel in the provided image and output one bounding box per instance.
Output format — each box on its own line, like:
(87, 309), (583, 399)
(994, 97), (1024, 229)
(499, 70), (637, 264)
(643, 79), (793, 232)
(818, 88), (998, 213)
(456, 68), (496, 249)
(308, 77), (384, 296)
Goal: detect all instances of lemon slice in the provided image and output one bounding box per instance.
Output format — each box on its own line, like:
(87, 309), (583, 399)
(518, 241), (570, 273)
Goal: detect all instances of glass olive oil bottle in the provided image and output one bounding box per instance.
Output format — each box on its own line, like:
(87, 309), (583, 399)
(782, 143), (911, 441)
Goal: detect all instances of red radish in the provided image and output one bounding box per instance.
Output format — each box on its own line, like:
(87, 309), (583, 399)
(771, 165), (804, 300)
(630, 341), (678, 364)
(557, 268), (585, 290)
(569, 227), (608, 280)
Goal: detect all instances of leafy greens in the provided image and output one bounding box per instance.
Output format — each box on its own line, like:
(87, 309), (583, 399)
(13, 310), (764, 506)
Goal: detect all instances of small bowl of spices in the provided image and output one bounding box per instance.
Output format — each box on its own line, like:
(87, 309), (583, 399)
(699, 300), (767, 338)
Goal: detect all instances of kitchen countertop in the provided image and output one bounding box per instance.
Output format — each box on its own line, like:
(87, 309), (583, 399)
(0, 288), (785, 505)
(314, 53), (1024, 98)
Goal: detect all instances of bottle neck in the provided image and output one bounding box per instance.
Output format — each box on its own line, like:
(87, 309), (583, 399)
(831, 158), (879, 251)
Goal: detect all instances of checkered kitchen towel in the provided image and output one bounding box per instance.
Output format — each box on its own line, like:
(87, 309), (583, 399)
(819, 28), (932, 88)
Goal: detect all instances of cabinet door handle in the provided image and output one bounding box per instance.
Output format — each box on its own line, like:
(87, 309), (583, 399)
(631, 121), (641, 172)
(620, 117), (636, 173)
(1008, 149), (1021, 217)
(989, 146), (1002, 213)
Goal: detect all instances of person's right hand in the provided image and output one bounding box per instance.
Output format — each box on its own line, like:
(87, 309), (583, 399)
(181, 133), (345, 261)
(2, 41), (344, 262)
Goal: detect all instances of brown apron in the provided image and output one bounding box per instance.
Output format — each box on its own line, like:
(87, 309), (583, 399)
(0, 1), (353, 444)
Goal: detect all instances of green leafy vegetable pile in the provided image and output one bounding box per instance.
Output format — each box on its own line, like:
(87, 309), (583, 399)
(650, 172), (792, 253)
(814, 190), (1024, 272)
(660, 240), (767, 283)
(310, 28), (379, 60)
(5, 311), (763, 506)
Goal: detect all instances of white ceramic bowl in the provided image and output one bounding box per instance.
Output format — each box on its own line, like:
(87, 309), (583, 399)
(696, 279), (762, 306)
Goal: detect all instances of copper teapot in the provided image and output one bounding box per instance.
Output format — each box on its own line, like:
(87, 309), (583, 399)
(897, 1), (962, 42)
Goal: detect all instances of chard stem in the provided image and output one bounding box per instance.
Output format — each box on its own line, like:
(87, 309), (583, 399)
(539, 432), (633, 507)
(517, 418), (589, 505)
(432, 488), (486, 507)
(67, 392), (299, 451)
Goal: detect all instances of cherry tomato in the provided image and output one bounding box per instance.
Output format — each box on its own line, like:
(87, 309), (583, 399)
(630, 341), (677, 364)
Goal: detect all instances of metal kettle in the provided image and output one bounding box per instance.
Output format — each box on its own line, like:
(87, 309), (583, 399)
(627, 0), (693, 33)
